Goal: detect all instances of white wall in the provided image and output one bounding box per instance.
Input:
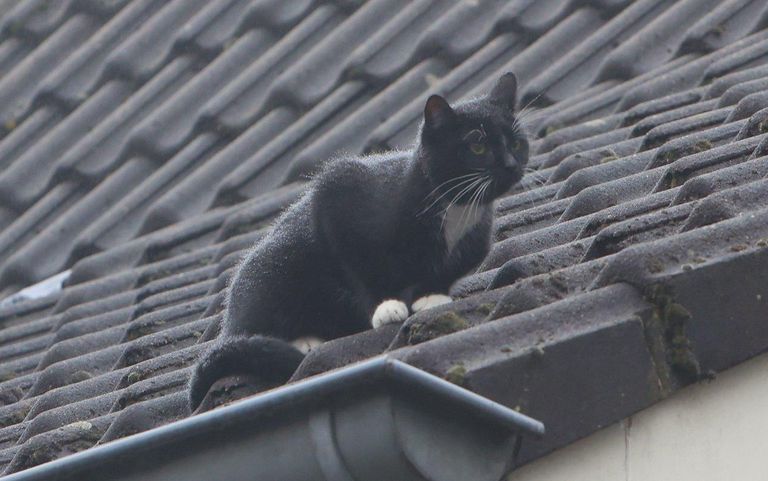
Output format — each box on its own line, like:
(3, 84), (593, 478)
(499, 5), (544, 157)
(508, 352), (768, 481)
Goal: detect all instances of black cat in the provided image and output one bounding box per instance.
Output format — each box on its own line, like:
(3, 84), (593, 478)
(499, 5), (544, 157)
(188, 73), (529, 411)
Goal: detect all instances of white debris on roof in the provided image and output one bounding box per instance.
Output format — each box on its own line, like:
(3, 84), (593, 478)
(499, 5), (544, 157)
(0, 270), (71, 309)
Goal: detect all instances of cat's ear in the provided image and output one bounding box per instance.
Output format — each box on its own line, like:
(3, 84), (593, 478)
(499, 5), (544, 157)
(489, 72), (517, 111)
(424, 95), (455, 130)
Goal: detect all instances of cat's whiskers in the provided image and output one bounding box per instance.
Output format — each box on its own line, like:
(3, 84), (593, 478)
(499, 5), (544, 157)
(425, 172), (480, 200)
(420, 176), (482, 218)
(448, 177), (486, 216)
(444, 176), (484, 210)
(470, 177), (490, 227)
(418, 173), (482, 216)
(524, 167), (548, 186)
(458, 175), (491, 236)
(457, 180), (482, 234)
(478, 178), (492, 212)
(475, 178), (493, 222)
(515, 101), (539, 124)
(512, 90), (545, 135)
(465, 180), (485, 234)
(440, 176), (486, 233)
(471, 183), (492, 278)
(512, 113), (534, 139)
(519, 175), (547, 211)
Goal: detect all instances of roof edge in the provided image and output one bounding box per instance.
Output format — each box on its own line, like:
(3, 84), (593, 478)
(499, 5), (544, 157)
(3, 357), (544, 481)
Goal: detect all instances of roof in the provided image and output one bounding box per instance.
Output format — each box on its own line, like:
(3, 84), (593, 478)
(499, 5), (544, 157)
(1, 358), (544, 481)
(1, 0), (768, 475)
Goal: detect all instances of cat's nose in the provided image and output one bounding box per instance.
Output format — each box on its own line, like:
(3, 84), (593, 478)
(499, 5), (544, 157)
(505, 155), (519, 170)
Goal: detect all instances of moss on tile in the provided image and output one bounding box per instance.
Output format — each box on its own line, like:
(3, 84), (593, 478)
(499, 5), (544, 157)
(644, 284), (702, 384)
(125, 371), (143, 385)
(647, 258), (664, 273)
(659, 150), (678, 165)
(444, 363), (467, 386)
(0, 402), (29, 428)
(477, 302), (496, 316)
(125, 320), (166, 341)
(659, 139), (712, 169)
(407, 311), (468, 345)
(68, 370), (92, 384)
(543, 124), (562, 137)
(693, 139), (712, 153)
(599, 149), (619, 164)
(667, 173), (684, 188)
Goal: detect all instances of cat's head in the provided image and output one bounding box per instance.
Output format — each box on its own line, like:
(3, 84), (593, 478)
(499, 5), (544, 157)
(419, 73), (528, 206)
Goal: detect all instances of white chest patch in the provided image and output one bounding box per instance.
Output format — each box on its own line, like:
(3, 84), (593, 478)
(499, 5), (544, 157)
(442, 204), (485, 252)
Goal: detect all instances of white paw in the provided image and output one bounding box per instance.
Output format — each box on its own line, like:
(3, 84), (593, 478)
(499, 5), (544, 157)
(371, 300), (409, 328)
(291, 336), (325, 354)
(412, 294), (453, 312)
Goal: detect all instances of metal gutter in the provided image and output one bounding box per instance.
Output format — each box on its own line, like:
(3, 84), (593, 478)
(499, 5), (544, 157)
(3, 357), (544, 481)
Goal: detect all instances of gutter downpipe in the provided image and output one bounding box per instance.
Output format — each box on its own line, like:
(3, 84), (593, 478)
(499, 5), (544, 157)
(3, 357), (544, 481)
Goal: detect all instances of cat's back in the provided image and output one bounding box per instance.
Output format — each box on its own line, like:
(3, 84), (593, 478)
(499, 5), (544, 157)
(309, 151), (412, 237)
(312, 150), (411, 208)
(242, 149), (412, 268)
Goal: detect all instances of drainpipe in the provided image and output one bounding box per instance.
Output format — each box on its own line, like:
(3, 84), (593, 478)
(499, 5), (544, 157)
(4, 357), (544, 481)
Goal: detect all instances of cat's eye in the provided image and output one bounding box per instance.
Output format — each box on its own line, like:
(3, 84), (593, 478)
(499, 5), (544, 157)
(470, 143), (486, 155)
(509, 139), (521, 151)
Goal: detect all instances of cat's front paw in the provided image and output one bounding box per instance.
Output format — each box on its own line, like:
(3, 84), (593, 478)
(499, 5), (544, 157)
(412, 294), (453, 312)
(371, 300), (409, 328)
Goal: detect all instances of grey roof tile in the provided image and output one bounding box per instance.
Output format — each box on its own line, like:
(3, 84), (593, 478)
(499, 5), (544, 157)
(679, 0), (768, 54)
(101, 389), (188, 443)
(271, 0), (410, 108)
(622, 88), (706, 127)
(285, 58), (449, 182)
(4, 414), (114, 474)
(596, 0), (722, 80)
(630, 96), (716, 136)
(522, 0), (677, 106)
(538, 113), (624, 155)
(0, 13), (101, 125)
(706, 63), (768, 98)
(1, 0), (768, 476)
(392, 284), (659, 463)
(135, 128), (279, 236)
(0, 82), (130, 212)
(102, 0), (208, 82)
(543, 126), (635, 168)
(36, 0), (165, 109)
(703, 31), (768, 80)
(0, 423), (23, 452)
(200, 7), (336, 132)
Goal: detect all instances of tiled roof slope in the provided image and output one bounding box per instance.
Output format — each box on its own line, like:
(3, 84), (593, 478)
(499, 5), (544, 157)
(0, 0), (627, 296)
(1, 0), (768, 475)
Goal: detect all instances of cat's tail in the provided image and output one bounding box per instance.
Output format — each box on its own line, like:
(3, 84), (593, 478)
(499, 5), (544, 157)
(188, 334), (305, 412)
